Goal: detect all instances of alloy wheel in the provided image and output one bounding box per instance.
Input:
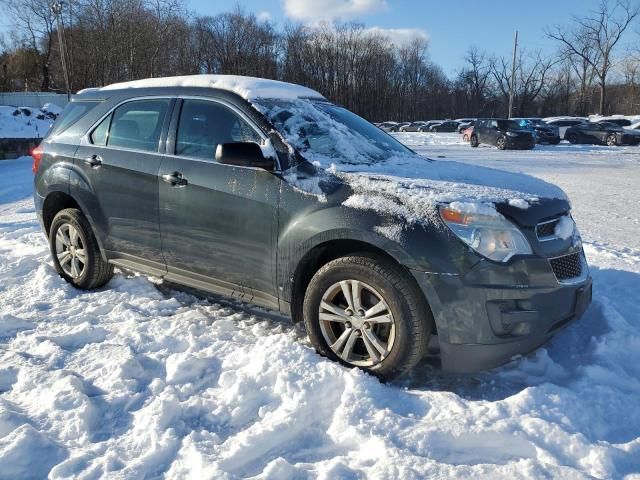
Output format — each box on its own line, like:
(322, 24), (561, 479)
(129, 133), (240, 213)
(318, 279), (396, 367)
(55, 223), (86, 279)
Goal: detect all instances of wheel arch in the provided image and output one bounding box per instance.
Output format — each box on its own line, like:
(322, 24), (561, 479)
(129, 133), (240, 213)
(42, 190), (108, 261)
(287, 237), (436, 336)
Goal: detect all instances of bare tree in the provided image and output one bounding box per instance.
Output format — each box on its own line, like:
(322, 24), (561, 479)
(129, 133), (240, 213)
(547, 0), (639, 114)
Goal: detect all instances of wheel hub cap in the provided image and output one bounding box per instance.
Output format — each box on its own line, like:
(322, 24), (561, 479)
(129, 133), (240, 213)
(55, 223), (86, 279)
(318, 279), (396, 367)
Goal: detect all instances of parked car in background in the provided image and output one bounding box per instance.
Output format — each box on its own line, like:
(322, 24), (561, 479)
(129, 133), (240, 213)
(418, 120), (444, 132)
(543, 117), (588, 139)
(431, 121), (460, 132)
(514, 118), (561, 145)
(378, 121), (401, 132)
(33, 74), (592, 379)
(594, 117), (632, 128)
(461, 125), (474, 142)
(565, 122), (640, 146)
(399, 121), (429, 132)
(471, 118), (535, 150)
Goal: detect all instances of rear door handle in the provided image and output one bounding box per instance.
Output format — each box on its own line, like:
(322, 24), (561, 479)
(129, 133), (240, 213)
(161, 172), (188, 187)
(84, 154), (102, 168)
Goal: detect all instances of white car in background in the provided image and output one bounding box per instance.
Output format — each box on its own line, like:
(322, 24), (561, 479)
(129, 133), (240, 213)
(543, 117), (588, 139)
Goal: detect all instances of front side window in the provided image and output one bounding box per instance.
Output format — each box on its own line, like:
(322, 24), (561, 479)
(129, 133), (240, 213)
(107, 99), (170, 152)
(175, 99), (262, 160)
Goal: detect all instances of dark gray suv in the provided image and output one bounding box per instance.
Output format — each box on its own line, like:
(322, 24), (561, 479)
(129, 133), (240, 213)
(33, 75), (592, 380)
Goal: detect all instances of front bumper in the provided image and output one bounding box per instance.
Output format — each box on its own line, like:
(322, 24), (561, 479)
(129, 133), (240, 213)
(411, 251), (592, 373)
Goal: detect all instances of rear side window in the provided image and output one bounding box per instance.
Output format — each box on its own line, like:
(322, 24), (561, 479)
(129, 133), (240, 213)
(175, 99), (262, 161)
(107, 99), (170, 152)
(50, 101), (97, 136)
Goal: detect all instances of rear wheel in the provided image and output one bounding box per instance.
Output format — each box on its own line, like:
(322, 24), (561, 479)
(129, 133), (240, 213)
(567, 133), (578, 144)
(496, 136), (507, 150)
(303, 254), (430, 380)
(49, 208), (114, 289)
(606, 134), (617, 146)
(470, 135), (479, 147)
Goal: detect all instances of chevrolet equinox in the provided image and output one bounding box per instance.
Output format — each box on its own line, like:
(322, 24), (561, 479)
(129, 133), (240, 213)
(33, 75), (592, 380)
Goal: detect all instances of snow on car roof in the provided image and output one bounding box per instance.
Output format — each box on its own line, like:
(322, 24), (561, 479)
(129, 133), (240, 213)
(96, 74), (325, 101)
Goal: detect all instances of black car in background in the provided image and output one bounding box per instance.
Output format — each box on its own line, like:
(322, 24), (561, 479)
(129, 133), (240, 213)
(565, 122), (640, 146)
(544, 118), (587, 139)
(514, 118), (561, 145)
(471, 118), (535, 150)
(431, 120), (460, 132)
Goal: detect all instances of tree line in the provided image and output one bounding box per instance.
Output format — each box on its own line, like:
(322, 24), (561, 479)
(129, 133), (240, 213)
(1, 0), (639, 121)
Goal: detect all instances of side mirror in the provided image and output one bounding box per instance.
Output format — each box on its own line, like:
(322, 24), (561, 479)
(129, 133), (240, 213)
(215, 142), (275, 171)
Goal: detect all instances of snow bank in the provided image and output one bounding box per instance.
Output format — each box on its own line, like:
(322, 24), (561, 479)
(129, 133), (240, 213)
(0, 106), (57, 139)
(98, 74), (325, 101)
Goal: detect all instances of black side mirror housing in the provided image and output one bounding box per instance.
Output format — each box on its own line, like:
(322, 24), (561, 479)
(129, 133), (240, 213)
(215, 142), (275, 171)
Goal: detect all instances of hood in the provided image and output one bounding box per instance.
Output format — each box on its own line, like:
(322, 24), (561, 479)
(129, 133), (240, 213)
(331, 157), (570, 226)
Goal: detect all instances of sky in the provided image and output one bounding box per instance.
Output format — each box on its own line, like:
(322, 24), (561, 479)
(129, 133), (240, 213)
(186, 0), (617, 74)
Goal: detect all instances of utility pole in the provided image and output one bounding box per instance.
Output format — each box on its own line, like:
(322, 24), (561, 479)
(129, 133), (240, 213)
(51, 2), (71, 100)
(508, 30), (518, 118)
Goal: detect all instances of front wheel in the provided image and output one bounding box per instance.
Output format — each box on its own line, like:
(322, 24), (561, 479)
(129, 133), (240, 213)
(470, 135), (479, 147)
(606, 134), (617, 146)
(303, 254), (430, 380)
(567, 133), (578, 144)
(49, 208), (114, 289)
(496, 136), (507, 150)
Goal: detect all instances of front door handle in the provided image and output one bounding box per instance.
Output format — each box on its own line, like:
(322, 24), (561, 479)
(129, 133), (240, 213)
(84, 154), (102, 168)
(161, 172), (188, 187)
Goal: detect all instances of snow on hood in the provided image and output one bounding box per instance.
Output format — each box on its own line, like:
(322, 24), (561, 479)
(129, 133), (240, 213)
(97, 75), (325, 101)
(252, 98), (567, 221)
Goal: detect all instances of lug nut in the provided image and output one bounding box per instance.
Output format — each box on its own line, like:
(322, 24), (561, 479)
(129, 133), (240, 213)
(345, 309), (353, 316)
(363, 322), (370, 329)
(357, 309), (365, 317)
(345, 321), (352, 329)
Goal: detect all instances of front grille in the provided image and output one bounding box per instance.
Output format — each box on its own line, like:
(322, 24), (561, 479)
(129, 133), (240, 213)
(536, 219), (560, 239)
(550, 253), (582, 281)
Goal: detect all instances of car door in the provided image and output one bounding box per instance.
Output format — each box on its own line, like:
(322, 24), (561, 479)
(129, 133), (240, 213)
(158, 97), (281, 307)
(74, 97), (173, 275)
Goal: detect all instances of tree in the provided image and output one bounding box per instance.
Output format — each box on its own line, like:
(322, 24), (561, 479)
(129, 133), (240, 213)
(547, 0), (639, 114)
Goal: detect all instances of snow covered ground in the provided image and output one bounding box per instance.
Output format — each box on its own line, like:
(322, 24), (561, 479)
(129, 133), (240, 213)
(1, 134), (639, 479)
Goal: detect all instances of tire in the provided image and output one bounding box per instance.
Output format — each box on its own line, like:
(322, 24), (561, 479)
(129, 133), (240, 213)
(470, 135), (479, 147)
(606, 134), (617, 147)
(496, 136), (507, 150)
(49, 208), (114, 289)
(302, 254), (430, 380)
(567, 133), (578, 144)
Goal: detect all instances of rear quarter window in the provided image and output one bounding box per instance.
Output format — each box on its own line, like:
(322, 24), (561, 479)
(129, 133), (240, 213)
(49, 101), (99, 136)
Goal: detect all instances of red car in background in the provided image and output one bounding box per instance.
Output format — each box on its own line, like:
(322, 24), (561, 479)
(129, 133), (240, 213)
(462, 125), (474, 142)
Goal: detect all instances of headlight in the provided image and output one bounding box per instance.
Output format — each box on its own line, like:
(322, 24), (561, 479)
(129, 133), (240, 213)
(439, 203), (532, 262)
(506, 131), (518, 137)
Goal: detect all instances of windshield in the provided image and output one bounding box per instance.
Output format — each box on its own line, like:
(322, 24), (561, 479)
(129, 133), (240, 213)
(497, 120), (523, 130)
(254, 99), (415, 167)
